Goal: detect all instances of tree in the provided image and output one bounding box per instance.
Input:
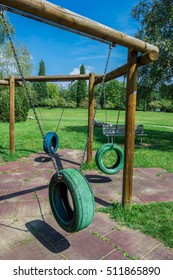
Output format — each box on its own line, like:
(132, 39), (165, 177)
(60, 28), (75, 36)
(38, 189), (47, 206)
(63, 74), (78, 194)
(0, 17), (32, 121)
(76, 64), (87, 107)
(0, 86), (30, 122)
(33, 59), (48, 102)
(94, 79), (124, 110)
(131, 0), (173, 106)
(0, 15), (15, 44)
(47, 83), (59, 99)
(0, 42), (33, 77)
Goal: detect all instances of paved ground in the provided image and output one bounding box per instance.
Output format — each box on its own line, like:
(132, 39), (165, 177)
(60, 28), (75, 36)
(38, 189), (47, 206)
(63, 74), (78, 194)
(0, 149), (173, 260)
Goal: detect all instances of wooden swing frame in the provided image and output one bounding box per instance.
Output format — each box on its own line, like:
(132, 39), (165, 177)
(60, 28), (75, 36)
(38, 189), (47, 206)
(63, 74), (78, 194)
(0, 0), (159, 206)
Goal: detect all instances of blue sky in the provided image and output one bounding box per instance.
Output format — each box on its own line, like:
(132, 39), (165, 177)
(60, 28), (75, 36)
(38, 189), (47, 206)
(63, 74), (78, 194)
(5, 0), (140, 77)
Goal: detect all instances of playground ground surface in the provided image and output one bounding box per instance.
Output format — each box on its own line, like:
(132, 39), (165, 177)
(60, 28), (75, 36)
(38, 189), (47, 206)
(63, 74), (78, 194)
(0, 149), (173, 260)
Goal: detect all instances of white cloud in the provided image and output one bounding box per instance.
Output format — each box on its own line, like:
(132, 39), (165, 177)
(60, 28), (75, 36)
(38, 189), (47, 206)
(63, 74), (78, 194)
(70, 67), (80, 75)
(69, 65), (94, 75)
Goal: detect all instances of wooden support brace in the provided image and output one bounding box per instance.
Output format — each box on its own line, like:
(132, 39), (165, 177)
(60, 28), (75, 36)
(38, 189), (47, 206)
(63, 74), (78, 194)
(94, 51), (158, 85)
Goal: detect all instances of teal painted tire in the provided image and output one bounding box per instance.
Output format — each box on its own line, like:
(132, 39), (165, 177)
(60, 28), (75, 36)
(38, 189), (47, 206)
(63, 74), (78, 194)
(49, 168), (95, 232)
(43, 132), (59, 155)
(95, 143), (124, 174)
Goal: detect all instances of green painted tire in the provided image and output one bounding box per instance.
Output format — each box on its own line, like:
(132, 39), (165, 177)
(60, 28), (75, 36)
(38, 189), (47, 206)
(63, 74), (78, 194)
(43, 132), (59, 155)
(49, 168), (95, 232)
(95, 143), (124, 174)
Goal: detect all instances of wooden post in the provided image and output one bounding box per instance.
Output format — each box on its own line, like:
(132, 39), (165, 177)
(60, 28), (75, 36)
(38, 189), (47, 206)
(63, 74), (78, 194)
(87, 73), (95, 164)
(9, 76), (15, 154)
(122, 50), (138, 207)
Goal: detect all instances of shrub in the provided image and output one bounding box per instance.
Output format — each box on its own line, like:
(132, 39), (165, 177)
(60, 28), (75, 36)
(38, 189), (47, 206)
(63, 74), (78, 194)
(0, 92), (9, 122)
(0, 89), (29, 122)
(149, 99), (173, 112)
(160, 99), (173, 112)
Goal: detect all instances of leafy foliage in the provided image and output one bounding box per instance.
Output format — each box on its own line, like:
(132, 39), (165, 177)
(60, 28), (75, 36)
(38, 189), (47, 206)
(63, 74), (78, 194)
(0, 42), (33, 78)
(0, 87), (29, 122)
(33, 59), (49, 102)
(94, 79), (126, 109)
(0, 15), (32, 122)
(131, 0), (173, 108)
(0, 14), (15, 44)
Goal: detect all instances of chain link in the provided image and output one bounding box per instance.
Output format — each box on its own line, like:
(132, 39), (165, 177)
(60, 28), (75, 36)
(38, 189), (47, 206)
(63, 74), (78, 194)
(79, 44), (114, 170)
(113, 74), (126, 142)
(1, 9), (59, 174)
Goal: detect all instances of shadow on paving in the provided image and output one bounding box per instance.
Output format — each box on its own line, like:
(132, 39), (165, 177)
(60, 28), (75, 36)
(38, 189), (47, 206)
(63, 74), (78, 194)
(0, 185), (48, 201)
(34, 156), (52, 163)
(86, 174), (112, 184)
(94, 196), (111, 207)
(25, 220), (70, 253)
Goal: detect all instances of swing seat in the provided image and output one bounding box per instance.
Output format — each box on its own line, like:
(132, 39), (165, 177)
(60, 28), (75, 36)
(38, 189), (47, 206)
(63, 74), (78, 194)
(43, 132), (59, 155)
(49, 168), (95, 232)
(95, 143), (124, 174)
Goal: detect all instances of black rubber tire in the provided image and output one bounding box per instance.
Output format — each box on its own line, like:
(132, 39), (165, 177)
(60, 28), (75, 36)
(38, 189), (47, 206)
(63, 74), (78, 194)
(95, 143), (124, 174)
(49, 168), (95, 232)
(43, 132), (59, 155)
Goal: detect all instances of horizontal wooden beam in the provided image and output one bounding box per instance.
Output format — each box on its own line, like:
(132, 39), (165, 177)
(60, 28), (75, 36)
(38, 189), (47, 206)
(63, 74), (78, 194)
(12, 74), (101, 82)
(0, 79), (22, 86)
(0, 0), (159, 54)
(95, 51), (158, 85)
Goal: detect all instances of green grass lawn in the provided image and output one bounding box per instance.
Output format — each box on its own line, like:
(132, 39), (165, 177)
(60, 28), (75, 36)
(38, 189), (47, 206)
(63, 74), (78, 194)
(0, 108), (173, 172)
(98, 202), (173, 248)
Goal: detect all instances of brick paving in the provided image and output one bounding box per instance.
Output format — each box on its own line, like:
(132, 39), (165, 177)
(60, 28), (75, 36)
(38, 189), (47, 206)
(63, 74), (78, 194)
(0, 149), (173, 260)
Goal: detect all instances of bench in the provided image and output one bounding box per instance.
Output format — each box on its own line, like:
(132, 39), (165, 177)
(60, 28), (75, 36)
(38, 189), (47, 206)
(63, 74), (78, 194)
(102, 124), (147, 143)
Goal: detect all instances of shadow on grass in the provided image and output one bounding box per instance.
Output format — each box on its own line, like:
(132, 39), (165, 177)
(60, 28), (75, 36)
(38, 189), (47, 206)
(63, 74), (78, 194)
(0, 145), (38, 162)
(25, 220), (70, 253)
(65, 125), (124, 145)
(65, 125), (173, 152)
(134, 128), (173, 152)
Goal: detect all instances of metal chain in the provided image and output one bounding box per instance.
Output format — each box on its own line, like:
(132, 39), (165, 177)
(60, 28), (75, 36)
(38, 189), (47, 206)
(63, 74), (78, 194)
(30, 81), (64, 134)
(114, 74), (126, 136)
(55, 107), (65, 133)
(30, 81), (47, 131)
(79, 43), (114, 170)
(1, 9), (60, 175)
(103, 84), (108, 123)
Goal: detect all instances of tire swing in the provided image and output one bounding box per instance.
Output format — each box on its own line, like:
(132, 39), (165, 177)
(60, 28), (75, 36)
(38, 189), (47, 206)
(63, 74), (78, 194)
(1, 10), (94, 234)
(43, 132), (59, 155)
(48, 45), (114, 232)
(95, 74), (126, 175)
(95, 143), (124, 175)
(49, 168), (95, 232)
(43, 108), (65, 155)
